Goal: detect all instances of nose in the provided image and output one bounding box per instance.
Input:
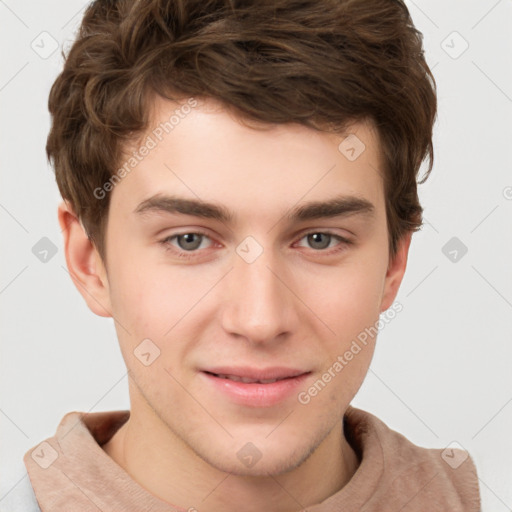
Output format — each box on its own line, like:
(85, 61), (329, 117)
(220, 244), (298, 345)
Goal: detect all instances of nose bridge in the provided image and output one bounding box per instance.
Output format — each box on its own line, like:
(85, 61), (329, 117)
(220, 240), (295, 343)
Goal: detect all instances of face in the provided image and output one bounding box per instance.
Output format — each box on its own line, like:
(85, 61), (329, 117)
(63, 96), (409, 477)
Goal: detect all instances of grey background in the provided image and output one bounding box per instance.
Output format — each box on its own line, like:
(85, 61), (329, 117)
(1, 1), (511, 510)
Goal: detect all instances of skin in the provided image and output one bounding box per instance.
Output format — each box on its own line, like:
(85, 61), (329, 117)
(58, 96), (411, 512)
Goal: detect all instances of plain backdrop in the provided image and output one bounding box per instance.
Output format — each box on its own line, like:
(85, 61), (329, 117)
(1, 1), (511, 510)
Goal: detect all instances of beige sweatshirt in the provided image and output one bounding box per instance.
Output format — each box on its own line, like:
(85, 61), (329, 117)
(24, 406), (481, 511)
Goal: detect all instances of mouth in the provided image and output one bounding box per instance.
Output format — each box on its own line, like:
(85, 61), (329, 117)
(200, 367), (311, 407)
(204, 372), (300, 384)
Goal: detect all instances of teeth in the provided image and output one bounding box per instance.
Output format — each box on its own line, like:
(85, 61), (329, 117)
(216, 374), (279, 384)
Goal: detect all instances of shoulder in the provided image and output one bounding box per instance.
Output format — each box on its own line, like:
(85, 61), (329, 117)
(344, 406), (481, 511)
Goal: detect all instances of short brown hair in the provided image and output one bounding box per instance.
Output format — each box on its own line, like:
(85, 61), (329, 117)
(47, 0), (437, 261)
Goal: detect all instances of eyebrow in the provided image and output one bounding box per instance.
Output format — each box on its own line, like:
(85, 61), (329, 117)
(134, 194), (375, 224)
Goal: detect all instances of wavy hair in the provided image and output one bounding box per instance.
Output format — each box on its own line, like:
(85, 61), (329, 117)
(47, 0), (437, 260)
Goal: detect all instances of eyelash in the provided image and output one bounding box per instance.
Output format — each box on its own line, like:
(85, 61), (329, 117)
(159, 230), (353, 260)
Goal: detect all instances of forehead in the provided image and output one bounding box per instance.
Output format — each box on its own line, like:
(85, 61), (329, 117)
(111, 96), (386, 222)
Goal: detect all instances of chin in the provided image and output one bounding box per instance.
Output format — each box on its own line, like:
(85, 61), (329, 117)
(212, 454), (305, 478)
(197, 438), (316, 478)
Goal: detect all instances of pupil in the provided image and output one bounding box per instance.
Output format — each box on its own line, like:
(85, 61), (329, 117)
(309, 233), (330, 249)
(179, 233), (201, 250)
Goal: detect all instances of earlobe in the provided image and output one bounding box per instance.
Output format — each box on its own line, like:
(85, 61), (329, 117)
(379, 232), (412, 313)
(58, 201), (112, 318)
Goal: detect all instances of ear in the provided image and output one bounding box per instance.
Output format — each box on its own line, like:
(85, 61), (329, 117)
(380, 232), (412, 312)
(58, 201), (112, 318)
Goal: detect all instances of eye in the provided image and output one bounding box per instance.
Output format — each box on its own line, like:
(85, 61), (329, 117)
(162, 232), (213, 253)
(159, 229), (352, 260)
(296, 231), (351, 252)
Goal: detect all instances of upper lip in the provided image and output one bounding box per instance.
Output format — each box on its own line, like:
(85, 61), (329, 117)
(202, 366), (309, 381)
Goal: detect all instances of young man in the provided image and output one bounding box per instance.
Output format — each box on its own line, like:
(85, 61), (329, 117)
(23, 0), (481, 510)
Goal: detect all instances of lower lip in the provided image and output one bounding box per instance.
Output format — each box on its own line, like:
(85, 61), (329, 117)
(201, 372), (311, 407)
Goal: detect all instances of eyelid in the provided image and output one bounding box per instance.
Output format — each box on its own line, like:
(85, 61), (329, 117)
(297, 228), (352, 242)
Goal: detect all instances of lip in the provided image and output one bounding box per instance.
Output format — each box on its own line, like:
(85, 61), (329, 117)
(200, 366), (311, 407)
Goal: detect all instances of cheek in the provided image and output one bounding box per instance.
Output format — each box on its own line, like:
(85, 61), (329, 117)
(108, 266), (165, 334)
(107, 246), (187, 329)
(106, 250), (217, 366)
(107, 262), (197, 386)
(305, 256), (386, 339)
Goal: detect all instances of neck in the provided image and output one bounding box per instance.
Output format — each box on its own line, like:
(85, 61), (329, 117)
(103, 405), (359, 512)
